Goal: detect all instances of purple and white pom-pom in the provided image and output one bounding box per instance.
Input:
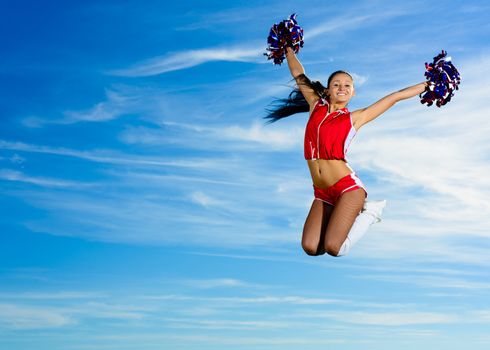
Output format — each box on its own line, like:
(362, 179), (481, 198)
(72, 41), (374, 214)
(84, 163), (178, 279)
(264, 14), (304, 65)
(420, 50), (461, 107)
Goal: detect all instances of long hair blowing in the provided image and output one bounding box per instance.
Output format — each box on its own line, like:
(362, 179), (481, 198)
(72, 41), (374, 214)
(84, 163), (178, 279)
(265, 70), (352, 123)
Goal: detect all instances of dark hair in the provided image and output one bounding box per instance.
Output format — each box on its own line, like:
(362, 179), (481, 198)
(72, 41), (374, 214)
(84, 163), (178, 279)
(265, 70), (353, 123)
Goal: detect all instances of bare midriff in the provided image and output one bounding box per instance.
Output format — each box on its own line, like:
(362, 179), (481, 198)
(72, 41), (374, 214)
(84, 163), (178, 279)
(307, 159), (353, 189)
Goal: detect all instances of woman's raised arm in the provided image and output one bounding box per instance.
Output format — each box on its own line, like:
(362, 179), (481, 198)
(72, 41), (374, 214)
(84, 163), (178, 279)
(285, 47), (319, 107)
(351, 82), (427, 130)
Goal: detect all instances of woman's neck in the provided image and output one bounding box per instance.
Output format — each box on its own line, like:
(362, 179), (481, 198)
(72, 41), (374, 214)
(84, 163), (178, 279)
(328, 102), (348, 113)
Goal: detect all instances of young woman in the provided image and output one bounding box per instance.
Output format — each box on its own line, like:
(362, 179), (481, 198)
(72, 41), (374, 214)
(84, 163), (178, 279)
(268, 47), (427, 257)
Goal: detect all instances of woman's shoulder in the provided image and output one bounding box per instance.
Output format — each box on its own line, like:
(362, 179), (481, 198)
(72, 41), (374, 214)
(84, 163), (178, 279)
(309, 98), (328, 114)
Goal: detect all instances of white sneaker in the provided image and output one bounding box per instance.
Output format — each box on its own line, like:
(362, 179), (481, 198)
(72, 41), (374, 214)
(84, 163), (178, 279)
(363, 200), (387, 223)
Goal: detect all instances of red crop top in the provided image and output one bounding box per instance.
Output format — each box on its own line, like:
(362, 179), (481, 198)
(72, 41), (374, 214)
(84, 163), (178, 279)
(304, 99), (357, 161)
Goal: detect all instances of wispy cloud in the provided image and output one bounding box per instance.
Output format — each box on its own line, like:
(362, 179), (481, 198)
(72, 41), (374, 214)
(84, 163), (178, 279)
(0, 300), (150, 330)
(0, 140), (224, 170)
(306, 15), (372, 40)
(162, 317), (298, 330)
(17, 184), (300, 247)
(142, 294), (345, 307)
(305, 5), (415, 41)
(109, 3), (415, 77)
(69, 302), (148, 320)
(178, 278), (254, 289)
(174, 4), (278, 31)
(0, 291), (106, 300)
(0, 169), (96, 188)
(90, 333), (345, 347)
(109, 47), (263, 77)
(120, 120), (304, 151)
(189, 192), (228, 208)
(22, 87), (143, 127)
(0, 304), (74, 329)
(354, 273), (490, 290)
(323, 311), (458, 326)
(105, 171), (245, 187)
(62, 89), (138, 123)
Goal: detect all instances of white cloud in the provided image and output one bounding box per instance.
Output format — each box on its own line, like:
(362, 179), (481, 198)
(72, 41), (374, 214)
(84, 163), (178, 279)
(16, 182), (300, 248)
(306, 15), (372, 40)
(69, 302), (148, 320)
(142, 294), (344, 306)
(0, 299), (151, 330)
(110, 47), (263, 77)
(179, 278), (251, 289)
(305, 5), (414, 41)
(355, 136), (490, 207)
(220, 121), (303, 150)
(350, 72), (369, 86)
(108, 4), (414, 78)
(62, 89), (132, 123)
(121, 120), (304, 151)
(109, 171), (244, 187)
(0, 139), (223, 170)
(471, 310), (490, 322)
(162, 317), (298, 330)
(21, 116), (45, 128)
(91, 333), (345, 346)
(323, 311), (458, 326)
(354, 273), (490, 290)
(0, 291), (106, 300)
(0, 169), (95, 188)
(189, 191), (227, 207)
(0, 304), (74, 329)
(22, 88), (141, 127)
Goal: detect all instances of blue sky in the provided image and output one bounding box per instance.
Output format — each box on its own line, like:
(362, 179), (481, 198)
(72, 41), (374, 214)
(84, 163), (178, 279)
(1, 0), (490, 349)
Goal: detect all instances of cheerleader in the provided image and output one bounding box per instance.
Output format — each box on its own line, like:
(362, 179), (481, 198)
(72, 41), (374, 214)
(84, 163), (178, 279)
(269, 46), (428, 256)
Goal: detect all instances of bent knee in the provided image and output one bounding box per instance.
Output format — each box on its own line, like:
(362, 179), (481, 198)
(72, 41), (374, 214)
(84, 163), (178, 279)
(302, 240), (321, 256)
(324, 240), (342, 257)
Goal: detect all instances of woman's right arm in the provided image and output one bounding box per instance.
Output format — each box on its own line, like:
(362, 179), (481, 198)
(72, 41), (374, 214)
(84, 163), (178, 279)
(285, 47), (319, 107)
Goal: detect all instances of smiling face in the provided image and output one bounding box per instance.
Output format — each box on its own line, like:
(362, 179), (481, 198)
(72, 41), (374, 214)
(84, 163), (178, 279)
(326, 72), (355, 104)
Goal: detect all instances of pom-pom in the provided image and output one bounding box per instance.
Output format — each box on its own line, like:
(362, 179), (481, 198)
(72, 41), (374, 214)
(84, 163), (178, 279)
(420, 50), (461, 107)
(264, 14), (304, 65)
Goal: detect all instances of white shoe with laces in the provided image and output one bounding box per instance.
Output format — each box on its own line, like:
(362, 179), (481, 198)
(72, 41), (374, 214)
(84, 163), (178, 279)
(362, 200), (387, 223)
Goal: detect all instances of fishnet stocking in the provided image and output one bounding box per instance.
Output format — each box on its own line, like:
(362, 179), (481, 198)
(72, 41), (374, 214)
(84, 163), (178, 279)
(302, 189), (366, 256)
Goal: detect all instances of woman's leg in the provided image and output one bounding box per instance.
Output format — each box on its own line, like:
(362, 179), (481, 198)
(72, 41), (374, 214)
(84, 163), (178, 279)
(336, 199), (387, 256)
(302, 199), (334, 256)
(323, 189), (366, 256)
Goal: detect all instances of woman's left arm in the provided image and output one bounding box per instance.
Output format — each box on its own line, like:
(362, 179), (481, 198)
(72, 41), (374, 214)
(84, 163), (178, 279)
(352, 82), (427, 130)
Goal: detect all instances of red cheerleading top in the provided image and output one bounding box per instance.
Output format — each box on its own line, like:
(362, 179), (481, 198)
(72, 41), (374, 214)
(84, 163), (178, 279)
(304, 99), (357, 161)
